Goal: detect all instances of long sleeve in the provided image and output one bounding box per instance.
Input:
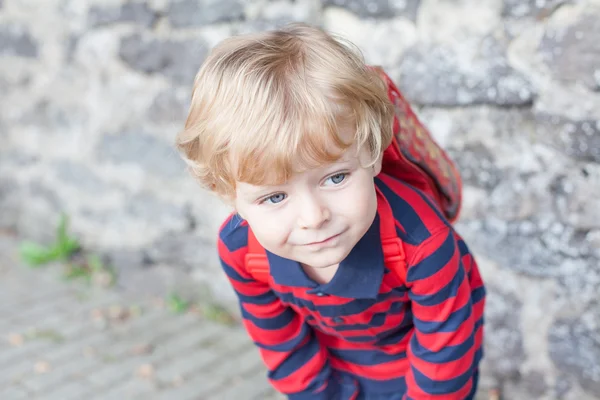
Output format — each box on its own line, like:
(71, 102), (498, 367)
(403, 226), (480, 400)
(217, 228), (358, 400)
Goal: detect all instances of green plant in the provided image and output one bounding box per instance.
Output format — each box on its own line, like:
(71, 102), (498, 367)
(201, 303), (236, 326)
(24, 329), (65, 343)
(19, 214), (80, 267)
(19, 213), (117, 287)
(64, 254), (117, 287)
(166, 293), (189, 314)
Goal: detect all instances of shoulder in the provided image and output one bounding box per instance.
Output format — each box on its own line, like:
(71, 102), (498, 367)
(374, 174), (450, 247)
(218, 213), (249, 254)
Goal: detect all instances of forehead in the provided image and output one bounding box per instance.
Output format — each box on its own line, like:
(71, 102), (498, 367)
(230, 121), (360, 185)
(235, 142), (367, 195)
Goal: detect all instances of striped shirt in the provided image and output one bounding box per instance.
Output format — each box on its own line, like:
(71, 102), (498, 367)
(218, 174), (486, 399)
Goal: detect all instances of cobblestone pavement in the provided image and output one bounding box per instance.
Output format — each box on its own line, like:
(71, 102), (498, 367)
(0, 234), (282, 400)
(0, 233), (488, 400)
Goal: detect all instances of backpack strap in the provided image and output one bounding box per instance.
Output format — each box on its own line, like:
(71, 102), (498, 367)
(376, 187), (407, 283)
(245, 228), (271, 284)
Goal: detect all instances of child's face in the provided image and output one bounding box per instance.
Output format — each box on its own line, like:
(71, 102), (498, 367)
(234, 135), (382, 270)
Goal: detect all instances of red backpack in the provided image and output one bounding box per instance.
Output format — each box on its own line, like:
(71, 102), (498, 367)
(245, 67), (462, 284)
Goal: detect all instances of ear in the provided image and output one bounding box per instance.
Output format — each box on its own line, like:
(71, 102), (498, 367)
(372, 153), (383, 177)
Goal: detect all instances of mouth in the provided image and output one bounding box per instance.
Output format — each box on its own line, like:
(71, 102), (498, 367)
(305, 232), (343, 246)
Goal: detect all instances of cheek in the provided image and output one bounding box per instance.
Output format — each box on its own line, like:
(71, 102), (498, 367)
(334, 178), (377, 217)
(244, 209), (292, 248)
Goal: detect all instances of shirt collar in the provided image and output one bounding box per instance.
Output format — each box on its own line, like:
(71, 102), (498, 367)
(266, 213), (385, 299)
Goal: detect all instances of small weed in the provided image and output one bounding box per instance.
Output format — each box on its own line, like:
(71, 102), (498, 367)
(23, 329), (65, 343)
(166, 293), (189, 314)
(19, 214), (80, 266)
(64, 254), (117, 287)
(19, 213), (117, 288)
(100, 354), (118, 363)
(199, 303), (236, 326)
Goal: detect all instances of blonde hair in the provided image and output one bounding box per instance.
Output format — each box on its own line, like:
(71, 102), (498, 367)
(176, 23), (394, 199)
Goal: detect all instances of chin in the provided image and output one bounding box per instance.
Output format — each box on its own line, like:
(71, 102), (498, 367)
(303, 249), (350, 268)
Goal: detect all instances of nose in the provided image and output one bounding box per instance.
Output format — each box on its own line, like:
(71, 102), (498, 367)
(297, 193), (330, 230)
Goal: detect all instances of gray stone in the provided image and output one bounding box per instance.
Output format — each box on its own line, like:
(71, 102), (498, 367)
(551, 166), (600, 230)
(398, 40), (535, 106)
(0, 150), (39, 167)
(28, 181), (62, 212)
(521, 370), (550, 398)
(167, 0), (244, 28)
(107, 247), (149, 271)
(64, 34), (79, 63)
(502, 0), (570, 18)
(539, 10), (600, 90)
(88, 2), (159, 28)
(447, 143), (502, 190)
(96, 131), (186, 179)
(0, 23), (38, 58)
(146, 231), (214, 269)
(549, 304), (600, 395)
(19, 99), (87, 131)
(232, 18), (308, 36)
(535, 114), (600, 163)
(0, 178), (20, 229)
(119, 33), (208, 85)
(483, 285), (525, 380)
(147, 89), (189, 125)
(501, 374), (552, 400)
(54, 160), (107, 194)
(554, 374), (573, 399)
(125, 193), (187, 226)
(15, 182), (65, 242)
(323, 0), (421, 21)
(459, 218), (577, 278)
(80, 192), (189, 237)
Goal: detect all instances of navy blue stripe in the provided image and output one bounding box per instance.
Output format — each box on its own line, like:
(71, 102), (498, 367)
(410, 329), (475, 363)
(411, 185), (451, 227)
(475, 317), (484, 331)
(376, 309), (414, 345)
(457, 239), (469, 256)
(406, 229), (455, 282)
(236, 290), (278, 305)
(395, 226), (421, 247)
(241, 305), (296, 330)
(375, 178), (432, 245)
(410, 266), (465, 307)
(329, 347), (407, 366)
(412, 361), (474, 395)
(413, 301), (472, 334)
(319, 301), (406, 331)
(273, 290), (399, 317)
(219, 215), (248, 252)
(255, 323), (312, 352)
(472, 286), (486, 304)
(345, 372), (407, 396)
(268, 332), (323, 381)
(220, 259), (253, 283)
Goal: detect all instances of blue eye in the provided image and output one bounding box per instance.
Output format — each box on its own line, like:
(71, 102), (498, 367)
(326, 173), (347, 185)
(264, 193), (286, 204)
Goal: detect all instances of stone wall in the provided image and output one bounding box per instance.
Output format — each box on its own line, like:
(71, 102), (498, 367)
(1, 0), (599, 398)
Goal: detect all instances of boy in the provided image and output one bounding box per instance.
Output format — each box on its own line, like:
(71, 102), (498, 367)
(177, 23), (485, 400)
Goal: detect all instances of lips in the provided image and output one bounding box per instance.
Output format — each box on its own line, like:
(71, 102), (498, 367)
(305, 233), (341, 246)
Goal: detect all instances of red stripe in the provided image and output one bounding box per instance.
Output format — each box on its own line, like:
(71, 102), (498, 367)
(266, 344), (329, 392)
